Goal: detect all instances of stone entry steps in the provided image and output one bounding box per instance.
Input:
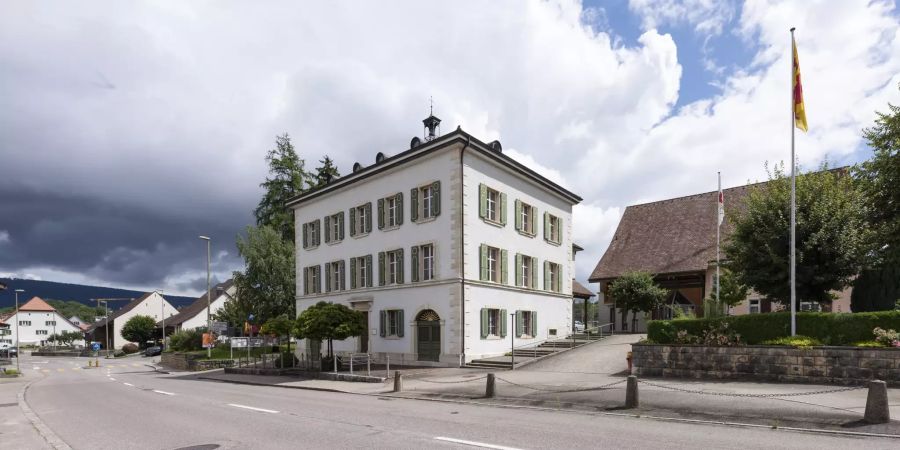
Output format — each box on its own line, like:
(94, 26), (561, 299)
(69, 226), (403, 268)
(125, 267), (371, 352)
(465, 334), (607, 369)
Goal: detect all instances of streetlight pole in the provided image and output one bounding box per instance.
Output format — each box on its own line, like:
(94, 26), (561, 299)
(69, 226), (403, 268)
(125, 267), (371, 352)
(157, 290), (165, 349)
(14, 289), (23, 373)
(199, 235), (211, 358)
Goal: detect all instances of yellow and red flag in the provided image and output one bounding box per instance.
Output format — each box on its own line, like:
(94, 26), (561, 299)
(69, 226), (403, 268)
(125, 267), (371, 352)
(792, 35), (808, 132)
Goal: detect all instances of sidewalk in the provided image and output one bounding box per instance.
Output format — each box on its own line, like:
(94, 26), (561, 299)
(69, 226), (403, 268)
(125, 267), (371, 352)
(0, 371), (52, 449)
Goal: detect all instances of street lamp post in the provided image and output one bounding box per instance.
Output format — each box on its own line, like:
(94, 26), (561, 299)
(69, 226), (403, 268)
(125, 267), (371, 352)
(157, 290), (165, 349)
(14, 289), (24, 373)
(199, 235), (211, 358)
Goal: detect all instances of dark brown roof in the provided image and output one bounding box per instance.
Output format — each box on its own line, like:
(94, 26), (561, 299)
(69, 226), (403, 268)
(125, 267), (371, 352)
(158, 279), (234, 327)
(85, 292), (153, 333)
(589, 182), (759, 282)
(572, 280), (594, 299)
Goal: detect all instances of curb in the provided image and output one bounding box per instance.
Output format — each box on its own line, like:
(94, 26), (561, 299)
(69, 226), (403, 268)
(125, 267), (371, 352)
(196, 376), (369, 394)
(18, 375), (72, 450)
(374, 392), (900, 440)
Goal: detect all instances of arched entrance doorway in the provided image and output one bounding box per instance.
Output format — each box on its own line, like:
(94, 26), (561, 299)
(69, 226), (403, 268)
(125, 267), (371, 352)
(415, 309), (441, 362)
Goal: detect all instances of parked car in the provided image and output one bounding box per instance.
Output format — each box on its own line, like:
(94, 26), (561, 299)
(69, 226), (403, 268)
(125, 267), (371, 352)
(574, 321), (585, 332)
(142, 346), (162, 357)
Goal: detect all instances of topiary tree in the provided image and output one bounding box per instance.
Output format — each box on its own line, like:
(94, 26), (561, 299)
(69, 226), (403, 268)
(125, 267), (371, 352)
(294, 301), (365, 360)
(120, 315), (157, 349)
(726, 163), (869, 309)
(608, 271), (668, 330)
(261, 314), (295, 367)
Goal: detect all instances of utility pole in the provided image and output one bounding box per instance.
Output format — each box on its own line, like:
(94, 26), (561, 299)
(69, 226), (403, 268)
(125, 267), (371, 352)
(199, 236), (212, 358)
(14, 289), (24, 374)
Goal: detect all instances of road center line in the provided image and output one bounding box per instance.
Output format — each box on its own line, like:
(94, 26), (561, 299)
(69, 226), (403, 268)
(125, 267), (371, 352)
(433, 437), (521, 450)
(153, 390), (175, 396)
(227, 403), (279, 414)
(123, 383), (134, 387)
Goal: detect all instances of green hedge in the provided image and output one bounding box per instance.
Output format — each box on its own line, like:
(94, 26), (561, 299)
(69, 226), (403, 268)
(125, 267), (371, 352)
(647, 311), (900, 345)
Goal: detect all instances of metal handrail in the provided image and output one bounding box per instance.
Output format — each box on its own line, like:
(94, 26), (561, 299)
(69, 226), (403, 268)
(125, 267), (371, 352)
(509, 322), (616, 360)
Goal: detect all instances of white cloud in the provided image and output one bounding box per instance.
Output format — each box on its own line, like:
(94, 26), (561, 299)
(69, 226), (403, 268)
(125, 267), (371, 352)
(0, 230), (9, 244)
(629, 0), (737, 35)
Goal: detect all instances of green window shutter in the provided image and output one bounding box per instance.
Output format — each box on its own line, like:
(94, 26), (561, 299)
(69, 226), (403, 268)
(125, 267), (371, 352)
(410, 188), (419, 222)
(516, 310), (524, 337)
(316, 266), (322, 293)
(302, 268), (308, 295)
(349, 208), (356, 237)
(480, 308), (488, 338)
(302, 223), (308, 249)
(314, 220), (321, 246)
(500, 192), (507, 225)
(431, 181), (440, 217)
(530, 258), (538, 289)
(544, 261), (550, 291)
(532, 311), (538, 336)
(324, 216), (331, 244)
(365, 202), (373, 233)
(396, 248), (404, 284)
(543, 212), (549, 241)
(411, 246), (419, 282)
(350, 258), (357, 289)
(479, 244), (488, 281)
(515, 254), (522, 287)
(339, 260), (346, 290)
(338, 212), (345, 240)
(530, 207), (537, 235)
(366, 254), (373, 287)
(396, 193), (404, 225)
(378, 252), (386, 286)
(500, 249), (508, 284)
(479, 184), (487, 219)
(515, 200), (522, 231)
(324, 264), (331, 293)
(556, 265), (562, 292)
(379, 310), (386, 337)
(397, 310), (404, 337)
(500, 309), (507, 337)
(377, 199), (385, 230)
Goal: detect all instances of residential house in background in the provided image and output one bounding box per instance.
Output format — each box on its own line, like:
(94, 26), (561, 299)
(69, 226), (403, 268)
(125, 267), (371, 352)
(589, 180), (851, 332)
(86, 292), (176, 349)
(290, 115), (581, 366)
(68, 316), (90, 331)
(159, 280), (235, 333)
(0, 297), (83, 346)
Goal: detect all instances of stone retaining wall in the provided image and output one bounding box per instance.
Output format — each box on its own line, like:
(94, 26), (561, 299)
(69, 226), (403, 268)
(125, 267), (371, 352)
(160, 353), (234, 371)
(224, 366), (384, 383)
(633, 344), (900, 386)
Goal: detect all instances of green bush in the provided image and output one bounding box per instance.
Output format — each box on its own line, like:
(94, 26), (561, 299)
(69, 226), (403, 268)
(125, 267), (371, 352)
(853, 340), (885, 348)
(647, 311), (900, 345)
(122, 343), (139, 354)
(168, 328), (204, 352)
(761, 336), (823, 347)
(2, 369), (19, 375)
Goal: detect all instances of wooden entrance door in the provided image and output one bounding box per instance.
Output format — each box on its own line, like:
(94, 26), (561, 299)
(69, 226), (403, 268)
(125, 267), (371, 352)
(415, 309), (441, 362)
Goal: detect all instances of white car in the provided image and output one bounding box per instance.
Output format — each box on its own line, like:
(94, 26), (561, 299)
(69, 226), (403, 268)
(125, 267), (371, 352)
(574, 321), (585, 332)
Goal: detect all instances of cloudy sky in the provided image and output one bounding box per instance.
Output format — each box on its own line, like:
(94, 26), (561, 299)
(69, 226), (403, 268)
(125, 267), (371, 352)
(1, 0), (898, 296)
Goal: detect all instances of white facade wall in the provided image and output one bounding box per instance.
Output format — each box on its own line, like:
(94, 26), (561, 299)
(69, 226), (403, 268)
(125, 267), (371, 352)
(294, 134), (578, 366)
(4, 311), (82, 346)
(113, 293), (176, 348)
(180, 294), (231, 330)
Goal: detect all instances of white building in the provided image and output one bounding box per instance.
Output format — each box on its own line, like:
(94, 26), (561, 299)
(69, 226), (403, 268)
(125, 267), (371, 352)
(290, 116), (581, 366)
(159, 280), (235, 332)
(86, 292), (176, 349)
(0, 297), (83, 346)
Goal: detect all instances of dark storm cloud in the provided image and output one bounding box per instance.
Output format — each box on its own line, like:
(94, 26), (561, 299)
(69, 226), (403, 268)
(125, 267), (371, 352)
(0, 186), (247, 289)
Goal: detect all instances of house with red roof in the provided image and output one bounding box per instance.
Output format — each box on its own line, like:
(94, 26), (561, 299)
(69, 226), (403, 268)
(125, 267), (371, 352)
(0, 297), (83, 346)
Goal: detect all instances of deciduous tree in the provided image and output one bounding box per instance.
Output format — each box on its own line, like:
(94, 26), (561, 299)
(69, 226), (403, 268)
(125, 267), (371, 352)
(608, 271), (667, 330)
(293, 301), (365, 359)
(233, 225), (296, 324)
(120, 315), (157, 349)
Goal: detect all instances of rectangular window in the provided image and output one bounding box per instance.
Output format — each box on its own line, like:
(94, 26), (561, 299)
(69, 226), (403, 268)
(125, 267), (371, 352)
(487, 246), (499, 282)
(544, 213), (561, 244)
(388, 251), (399, 284)
(749, 299), (760, 314)
(353, 204), (369, 235)
(516, 200), (537, 236)
(45, 321), (56, 326)
(328, 213), (342, 242)
(304, 266), (321, 295)
(545, 261), (561, 292)
(800, 302), (821, 312)
(327, 261), (344, 292)
(19, 320), (31, 326)
(387, 310), (401, 336)
(486, 188), (499, 222)
(302, 219), (321, 249)
(353, 256), (369, 288)
(487, 308), (500, 336)
(387, 196), (397, 227)
(522, 311), (535, 337)
(36, 330), (48, 335)
(413, 243), (435, 282)
(517, 254), (537, 288)
(422, 185), (433, 219)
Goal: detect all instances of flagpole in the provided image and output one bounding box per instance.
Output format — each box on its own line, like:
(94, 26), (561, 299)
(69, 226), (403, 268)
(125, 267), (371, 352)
(790, 27), (797, 336)
(716, 171), (721, 308)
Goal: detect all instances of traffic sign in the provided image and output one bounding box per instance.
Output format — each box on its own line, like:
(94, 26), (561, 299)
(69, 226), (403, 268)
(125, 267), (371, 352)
(91, 343), (101, 351)
(210, 321), (228, 333)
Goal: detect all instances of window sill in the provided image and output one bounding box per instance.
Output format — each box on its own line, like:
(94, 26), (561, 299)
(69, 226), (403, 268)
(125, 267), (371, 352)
(326, 239), (343, 246)
(382, 335), (403, 340)
(517, 230), (537, 238)
(380, 225), (401, 232)
(351, 232), (370, 239)
(414, 216), (438, 224)
(543, 239), (561, 246)
(483, 335), (504, 340)
(481, 218), (505, 228)
(303, 245), (320, 251)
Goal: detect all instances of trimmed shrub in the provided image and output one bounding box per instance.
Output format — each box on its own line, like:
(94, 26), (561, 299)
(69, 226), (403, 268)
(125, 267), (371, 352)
(122, 343), (139, 354)
(647, 310), (900, 345)
(761, 336), (823, 347)
(853, 340), (885, 348)
(168, 328), (204, 352)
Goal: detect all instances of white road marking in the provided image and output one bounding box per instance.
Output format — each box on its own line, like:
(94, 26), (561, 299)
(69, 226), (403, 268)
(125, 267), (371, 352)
(227, 404), (279, 414)
(109, 378), (116, 381)
(33, 367), (39, 370)
(123, 382), (134, 387)
(153, 390), (175, 396)
(433, 437), (522, 450)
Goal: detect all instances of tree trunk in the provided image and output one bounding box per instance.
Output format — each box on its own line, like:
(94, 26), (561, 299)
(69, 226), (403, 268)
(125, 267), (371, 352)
(620, 307), (628, 332)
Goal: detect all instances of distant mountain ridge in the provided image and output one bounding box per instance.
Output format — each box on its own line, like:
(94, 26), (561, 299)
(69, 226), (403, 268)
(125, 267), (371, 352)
(0, 278), (196, 311)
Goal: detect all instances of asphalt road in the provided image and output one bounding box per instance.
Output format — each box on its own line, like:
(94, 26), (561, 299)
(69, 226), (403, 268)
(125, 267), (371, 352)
(17, 355), (900, 449)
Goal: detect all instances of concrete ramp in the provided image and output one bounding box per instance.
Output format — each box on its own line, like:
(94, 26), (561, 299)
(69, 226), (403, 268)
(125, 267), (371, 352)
(520, 334), (645, 374)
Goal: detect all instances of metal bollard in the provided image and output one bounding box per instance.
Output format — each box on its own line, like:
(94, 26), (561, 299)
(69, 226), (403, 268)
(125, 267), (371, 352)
(625, 375), (639, 409)
(485, 373), (496, 398)
(386, 355), (390, 379)
(393, 371), (403, 392)
(367, 354), (370, 376)
(333, 355), (338, 374)
(864, 380), (890, 424)
(350, 356), (354, 375)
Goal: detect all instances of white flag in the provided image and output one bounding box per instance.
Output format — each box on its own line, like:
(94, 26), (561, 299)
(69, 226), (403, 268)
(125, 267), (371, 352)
(717, 188), (725, 226)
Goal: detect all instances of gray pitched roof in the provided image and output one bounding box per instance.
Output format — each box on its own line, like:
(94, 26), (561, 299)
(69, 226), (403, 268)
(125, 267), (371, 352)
(85, 292), (152, 333)
(158, 279), (234, 327)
